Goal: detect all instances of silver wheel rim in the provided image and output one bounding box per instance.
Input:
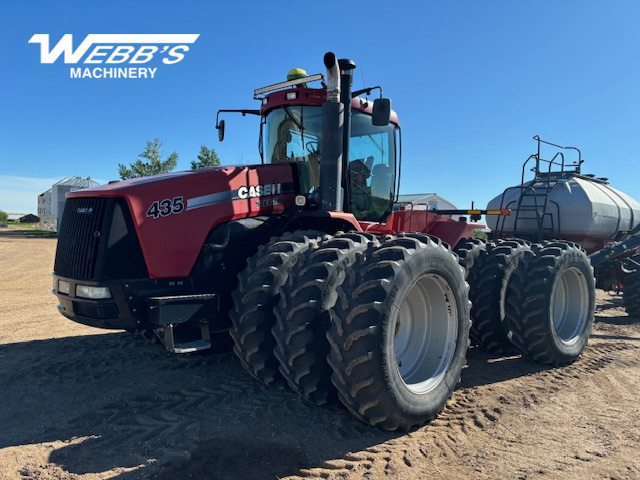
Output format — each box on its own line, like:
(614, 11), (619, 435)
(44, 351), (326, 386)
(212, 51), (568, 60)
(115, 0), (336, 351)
(551, 266), (589, 345)
(394, 274), (458, 394)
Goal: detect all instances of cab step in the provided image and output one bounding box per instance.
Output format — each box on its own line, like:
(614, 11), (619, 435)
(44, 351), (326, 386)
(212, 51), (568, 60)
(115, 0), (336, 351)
(163, 322), (211, 354)
(147, 293), (218, 354)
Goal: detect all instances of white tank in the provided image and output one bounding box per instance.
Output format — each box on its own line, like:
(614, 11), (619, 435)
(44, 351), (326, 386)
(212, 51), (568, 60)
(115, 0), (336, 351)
(486, 175), (640, 242)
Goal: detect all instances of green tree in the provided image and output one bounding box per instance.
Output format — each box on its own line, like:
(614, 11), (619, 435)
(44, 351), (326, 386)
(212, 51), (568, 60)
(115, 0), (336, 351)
(118, 138), (178, 180)
(474, 228), (488, 240)
(191, 145), (221, 169)
(0, 210), (7, 223)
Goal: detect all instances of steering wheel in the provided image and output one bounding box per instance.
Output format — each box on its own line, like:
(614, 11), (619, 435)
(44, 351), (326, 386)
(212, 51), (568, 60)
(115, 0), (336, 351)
(306, 141), (319, 155)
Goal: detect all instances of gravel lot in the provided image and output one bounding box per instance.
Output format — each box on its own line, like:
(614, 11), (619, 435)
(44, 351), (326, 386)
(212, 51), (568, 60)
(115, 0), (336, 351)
(1, 234), (638, 479)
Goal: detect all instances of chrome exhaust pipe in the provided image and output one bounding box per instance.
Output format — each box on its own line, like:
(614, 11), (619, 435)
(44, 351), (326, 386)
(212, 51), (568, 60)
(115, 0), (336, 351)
(324, 52), (340, 103)
(319, 52), (344, 212)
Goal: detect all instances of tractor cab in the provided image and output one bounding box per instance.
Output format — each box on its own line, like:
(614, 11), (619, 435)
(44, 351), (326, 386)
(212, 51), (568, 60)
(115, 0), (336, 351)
(262, 100), (399, 222)
(219, 64), (401, 223)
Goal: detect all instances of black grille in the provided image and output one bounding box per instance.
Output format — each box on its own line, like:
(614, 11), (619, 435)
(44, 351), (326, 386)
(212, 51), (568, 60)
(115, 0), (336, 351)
(54, 198), (107, 279)
(101, 200), (148, 279)
(75, 302), (119, 319)
(54, 197), (148, 281)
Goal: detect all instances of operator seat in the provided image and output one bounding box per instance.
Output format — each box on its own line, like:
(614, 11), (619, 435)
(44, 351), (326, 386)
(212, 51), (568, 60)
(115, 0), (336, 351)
(371, 163), (392, 200)
(349, 159), (372, 217)
(369, 163), (393, 221)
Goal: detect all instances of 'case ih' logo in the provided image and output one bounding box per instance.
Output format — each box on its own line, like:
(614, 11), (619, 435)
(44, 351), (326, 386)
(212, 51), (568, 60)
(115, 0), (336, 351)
(238, 183), (282, 199)
(76, 207), (93, 214)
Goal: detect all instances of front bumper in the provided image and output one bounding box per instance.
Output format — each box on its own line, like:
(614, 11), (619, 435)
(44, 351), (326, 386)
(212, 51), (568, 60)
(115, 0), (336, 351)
(52, 274), (197, 331)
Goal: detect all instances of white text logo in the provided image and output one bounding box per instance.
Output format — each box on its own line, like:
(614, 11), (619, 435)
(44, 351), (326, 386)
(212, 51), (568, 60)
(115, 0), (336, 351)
(29, 34), (200, 79)
(237, 184), (283, 199)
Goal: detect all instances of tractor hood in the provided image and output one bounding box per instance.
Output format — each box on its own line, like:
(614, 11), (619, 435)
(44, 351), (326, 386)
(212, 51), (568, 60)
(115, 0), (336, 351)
(66, 164), (297, 278)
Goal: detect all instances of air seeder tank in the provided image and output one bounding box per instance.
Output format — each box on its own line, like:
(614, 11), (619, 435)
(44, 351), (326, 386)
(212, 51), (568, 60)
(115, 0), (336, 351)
(486, 136), (640, 253)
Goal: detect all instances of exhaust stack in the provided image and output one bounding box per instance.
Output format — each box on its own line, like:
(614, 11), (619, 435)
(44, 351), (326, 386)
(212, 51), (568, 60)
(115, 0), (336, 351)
(319, 52), (345, 212)
(325, 52), (340, 102)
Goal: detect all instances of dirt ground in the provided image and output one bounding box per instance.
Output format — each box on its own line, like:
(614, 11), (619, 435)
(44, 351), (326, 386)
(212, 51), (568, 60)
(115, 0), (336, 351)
(1, 234), (638, 480)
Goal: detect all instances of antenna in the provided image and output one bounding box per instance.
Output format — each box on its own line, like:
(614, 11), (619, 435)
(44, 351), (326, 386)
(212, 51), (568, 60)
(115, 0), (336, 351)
(357, 54), (367, 95)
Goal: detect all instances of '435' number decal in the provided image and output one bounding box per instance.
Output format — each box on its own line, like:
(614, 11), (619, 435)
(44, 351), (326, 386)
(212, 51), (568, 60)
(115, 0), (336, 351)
(146, 196), (185, 219)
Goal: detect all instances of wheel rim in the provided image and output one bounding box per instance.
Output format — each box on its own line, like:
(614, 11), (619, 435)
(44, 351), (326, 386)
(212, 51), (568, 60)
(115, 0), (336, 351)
(551, 267), (589, 345)
(394, 274), (458, 394)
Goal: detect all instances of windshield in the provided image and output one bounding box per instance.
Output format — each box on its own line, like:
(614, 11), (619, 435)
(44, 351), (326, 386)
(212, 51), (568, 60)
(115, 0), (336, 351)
(264, 106), (322, 194)
(263, 106), (398, 220)
(348, 112), (397, 221)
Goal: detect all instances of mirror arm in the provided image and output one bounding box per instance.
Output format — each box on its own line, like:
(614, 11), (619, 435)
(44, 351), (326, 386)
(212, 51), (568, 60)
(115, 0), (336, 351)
(215, 109), (261, 141)
(215, 109), (260, 125)
(352, 86), (383, 98)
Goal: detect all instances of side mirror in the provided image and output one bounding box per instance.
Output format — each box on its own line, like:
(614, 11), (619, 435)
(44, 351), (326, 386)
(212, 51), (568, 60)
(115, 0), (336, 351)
(217, 119), (225, 142)
(372, 98), (391, 126)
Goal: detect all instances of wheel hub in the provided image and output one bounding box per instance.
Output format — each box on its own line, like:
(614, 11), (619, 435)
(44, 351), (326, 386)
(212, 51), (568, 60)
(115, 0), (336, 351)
(394, 274), (458, 394)
(552, 267), (589, 345)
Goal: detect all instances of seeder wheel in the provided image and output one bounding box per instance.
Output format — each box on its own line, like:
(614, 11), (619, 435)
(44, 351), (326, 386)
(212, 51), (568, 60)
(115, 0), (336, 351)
(506, 241), (595, 365)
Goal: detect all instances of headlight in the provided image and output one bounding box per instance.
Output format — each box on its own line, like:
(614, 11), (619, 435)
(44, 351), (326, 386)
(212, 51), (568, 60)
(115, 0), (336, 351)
(58, 280), (71, 295)
(76, 285), (112, 299)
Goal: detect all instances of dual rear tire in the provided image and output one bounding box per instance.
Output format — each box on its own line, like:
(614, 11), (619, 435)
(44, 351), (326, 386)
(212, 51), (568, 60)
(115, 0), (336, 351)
(232, 231), (471, 431)
(327, 234), (470, 431)
(229, 231), (323, 386)
(272, 232), (381, 406)
(230, 232), (596, 430)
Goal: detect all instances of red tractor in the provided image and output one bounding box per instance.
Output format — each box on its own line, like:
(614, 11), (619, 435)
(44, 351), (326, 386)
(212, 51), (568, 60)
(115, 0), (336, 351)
(52, 52), (595, 431)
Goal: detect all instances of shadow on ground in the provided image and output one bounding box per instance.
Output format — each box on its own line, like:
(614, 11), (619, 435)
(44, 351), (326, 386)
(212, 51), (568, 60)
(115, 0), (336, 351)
(0, 312), (626, 479)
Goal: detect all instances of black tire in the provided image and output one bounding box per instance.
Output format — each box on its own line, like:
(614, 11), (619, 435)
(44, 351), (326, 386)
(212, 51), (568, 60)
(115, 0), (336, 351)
(453, 237), (487, 275)
(623, 270), (640, 318)
(229, 231), (322, 386)
(468, 239), (532, 354)
(505, 241), (595, 365)
(327, 233), (471, 431)
(272, 232), (380, 405)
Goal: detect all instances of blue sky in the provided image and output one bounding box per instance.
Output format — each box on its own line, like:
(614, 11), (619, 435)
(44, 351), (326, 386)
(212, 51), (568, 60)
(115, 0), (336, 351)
(1, 0), (638, 215)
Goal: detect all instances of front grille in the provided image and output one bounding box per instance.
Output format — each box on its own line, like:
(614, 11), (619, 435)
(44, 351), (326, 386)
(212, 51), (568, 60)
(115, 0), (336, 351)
(54, 198), (107, 279)
(54, 197), (148, 281)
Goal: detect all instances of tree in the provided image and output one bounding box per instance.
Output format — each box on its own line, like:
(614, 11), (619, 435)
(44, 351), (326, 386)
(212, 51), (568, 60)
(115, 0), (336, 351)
(474, 228), (488, 240)
(0, 210), (7, 223)
(118, 138), (178, 180)
(191, 145), (221, 169)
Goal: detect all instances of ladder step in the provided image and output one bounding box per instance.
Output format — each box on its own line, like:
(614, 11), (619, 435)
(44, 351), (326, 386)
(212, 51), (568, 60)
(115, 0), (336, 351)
(163, 323), (211, 353)
(168, 339), (211, 354)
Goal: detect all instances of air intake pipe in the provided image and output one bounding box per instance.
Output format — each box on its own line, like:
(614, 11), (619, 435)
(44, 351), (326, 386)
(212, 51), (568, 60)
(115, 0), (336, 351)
(319, 52), (344, 212)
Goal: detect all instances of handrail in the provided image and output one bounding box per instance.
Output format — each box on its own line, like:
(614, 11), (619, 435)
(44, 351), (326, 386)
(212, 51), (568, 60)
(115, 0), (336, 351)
(533, 135), (582, 175)
(494, 136), (584, 241)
